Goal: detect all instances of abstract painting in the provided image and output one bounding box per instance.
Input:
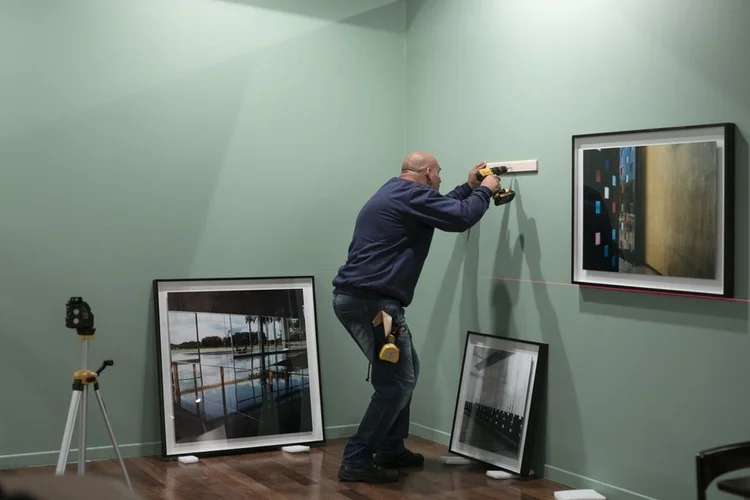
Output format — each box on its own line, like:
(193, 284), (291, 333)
(153, 276), (325, 457)
(571, 123), (735, 297)
(449, 332), (547, 477)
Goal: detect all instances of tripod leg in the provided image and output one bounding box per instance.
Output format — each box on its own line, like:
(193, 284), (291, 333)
(56, 390), (82, 476)
(93, 386), (133, 492)
(78, 384), (87, 475)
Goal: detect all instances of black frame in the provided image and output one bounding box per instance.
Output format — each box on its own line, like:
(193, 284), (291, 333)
(448, 331), (548, 478)
(571, 122), (736, 298)
(152, 275), (326, 459)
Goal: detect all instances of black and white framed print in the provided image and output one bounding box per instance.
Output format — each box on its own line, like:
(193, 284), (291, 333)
(152, 276), (325, 458)
(449, 332), (547, 477)
(571, 122), (735, 297)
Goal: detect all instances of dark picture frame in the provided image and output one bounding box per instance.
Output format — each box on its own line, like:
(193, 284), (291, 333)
(571, 122), (736, 298)
(448, 332), (548, 477)
(152, 276), (325, 458)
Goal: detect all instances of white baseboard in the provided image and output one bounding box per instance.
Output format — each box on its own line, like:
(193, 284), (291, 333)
(544, 465), (661, 500)
(323, 424), (360, 439)
(0, 424), (361, 471)
(407, 423), (659, 500)
(0, 422), (664, 500)
(409, 422), (451, 445)
(323, 421), (451, 445)
(0, 441), (162, 470)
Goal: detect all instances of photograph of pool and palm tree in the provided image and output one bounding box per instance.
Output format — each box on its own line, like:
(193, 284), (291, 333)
(581, 140), (719, 280)
(155, 278), (323, 456)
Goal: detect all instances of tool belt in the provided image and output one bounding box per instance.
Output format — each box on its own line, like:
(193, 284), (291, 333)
(372, 311), (400, 363)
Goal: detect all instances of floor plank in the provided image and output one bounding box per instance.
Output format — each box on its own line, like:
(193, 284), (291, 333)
(0, 437), (571, 499)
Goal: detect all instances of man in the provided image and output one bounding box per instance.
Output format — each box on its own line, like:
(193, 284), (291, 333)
(331, 151), (502, 483)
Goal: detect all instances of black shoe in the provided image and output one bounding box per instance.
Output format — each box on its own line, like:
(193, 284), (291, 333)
(338, 463), (399, 483)
(373, 448), (425, 468)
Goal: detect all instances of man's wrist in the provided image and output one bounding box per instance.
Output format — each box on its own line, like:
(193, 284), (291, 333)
(477, 186), (493, 198)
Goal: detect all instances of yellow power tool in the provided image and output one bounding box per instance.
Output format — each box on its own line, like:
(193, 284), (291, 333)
(475, 165), (516, 206)
(372, 310), (399, 363)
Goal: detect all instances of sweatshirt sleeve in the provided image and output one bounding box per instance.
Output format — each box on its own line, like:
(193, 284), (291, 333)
(444, 182), (473, 200)
(407, 185), (492, 232)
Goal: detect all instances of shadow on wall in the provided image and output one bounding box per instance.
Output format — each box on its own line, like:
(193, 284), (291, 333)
(459, 224), (481, 361)
(405, 0), (428, 30)
(578, 127), (749, 334)
(216, 0), (405, 33)
(419, 236), (468, 417)
(144, 289), (161, 446)
(490, 183), (586, 478)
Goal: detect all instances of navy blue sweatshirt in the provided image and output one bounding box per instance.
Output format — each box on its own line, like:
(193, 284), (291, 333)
(332, 178), (492, 307)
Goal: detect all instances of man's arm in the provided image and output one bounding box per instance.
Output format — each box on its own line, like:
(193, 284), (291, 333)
(407, 185), (493, 232)
(445, 161), (491, 200)
(444, 183), (473, 201)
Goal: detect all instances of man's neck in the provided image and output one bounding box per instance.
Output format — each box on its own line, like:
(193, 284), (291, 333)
(399, 172), (425, 184)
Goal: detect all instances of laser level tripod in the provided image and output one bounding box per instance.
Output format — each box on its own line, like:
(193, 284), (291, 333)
(54, 297), (132, 492)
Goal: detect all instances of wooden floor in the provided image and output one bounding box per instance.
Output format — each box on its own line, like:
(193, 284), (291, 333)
(1, 437), (570, 499)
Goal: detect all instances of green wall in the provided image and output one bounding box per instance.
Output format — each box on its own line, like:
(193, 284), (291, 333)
(404, 1), (749, 500)
(0, 0), (405, 468)
(3, 1), (749, 499)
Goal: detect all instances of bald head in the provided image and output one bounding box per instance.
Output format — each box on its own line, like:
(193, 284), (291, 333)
(401, 151), (438, 174)
(399, 151), (441, 190)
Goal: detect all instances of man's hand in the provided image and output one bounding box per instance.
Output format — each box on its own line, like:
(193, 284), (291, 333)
(468, 161), (487, 189)
(481, 174), (501, 195)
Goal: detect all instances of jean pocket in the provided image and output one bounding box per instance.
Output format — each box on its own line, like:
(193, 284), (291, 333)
(380, 302), (406, 325)
(332, 294), (372, 316)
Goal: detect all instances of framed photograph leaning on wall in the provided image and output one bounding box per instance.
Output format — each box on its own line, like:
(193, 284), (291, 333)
(152, 276), (325, 458)
(449, 332), (548, 477)
(571, 122), (736, 298)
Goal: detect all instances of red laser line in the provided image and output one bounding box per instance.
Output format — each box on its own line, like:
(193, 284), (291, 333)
(482, 276), (750, 303)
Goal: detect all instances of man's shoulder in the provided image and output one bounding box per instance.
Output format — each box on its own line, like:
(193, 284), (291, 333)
(357, 179), (419, 221)
(369, 177), (421, 201)
(382, 176), (417, 190)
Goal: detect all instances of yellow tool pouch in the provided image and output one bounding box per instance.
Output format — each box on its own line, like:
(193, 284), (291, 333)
(372, 310), (399, 363)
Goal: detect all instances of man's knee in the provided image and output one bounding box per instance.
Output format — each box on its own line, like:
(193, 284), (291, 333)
(399, 375), (416, 398)
(375, 381), (414, 407)
(373, 358), (415, 388)
(375, 361), (417, 398)
(391, 377), (416, 414)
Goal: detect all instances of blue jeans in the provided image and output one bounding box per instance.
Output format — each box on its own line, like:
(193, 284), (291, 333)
(332, 292), (420, 468)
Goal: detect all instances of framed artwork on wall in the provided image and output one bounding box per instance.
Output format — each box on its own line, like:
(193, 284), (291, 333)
(571, 122), (736, 297)
(448, 332), (547, 477)
(152, 276), (325, 458)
